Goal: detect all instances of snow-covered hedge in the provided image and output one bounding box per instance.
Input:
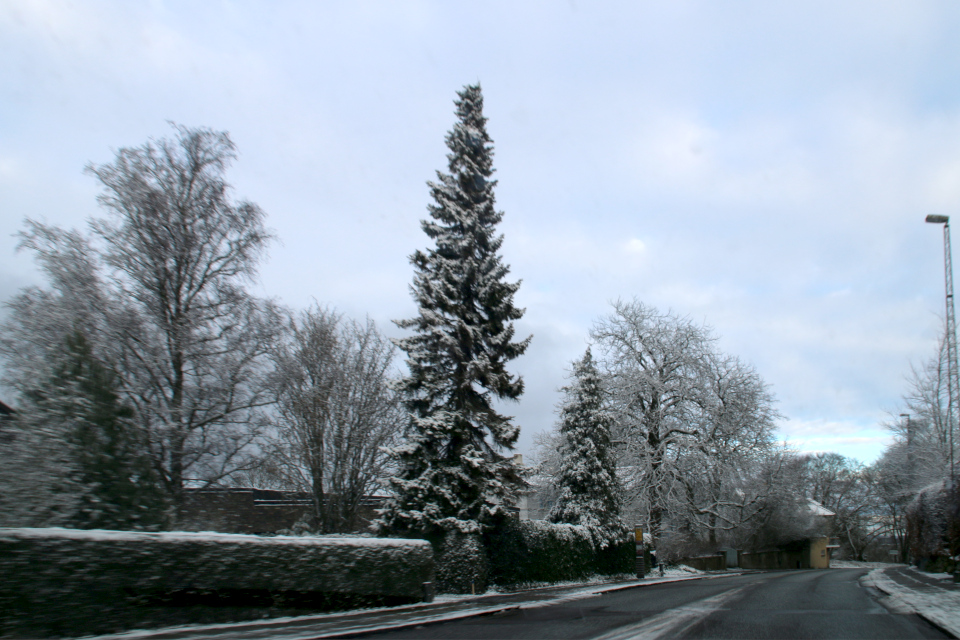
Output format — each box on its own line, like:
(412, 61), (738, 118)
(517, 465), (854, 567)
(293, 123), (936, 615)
(486, 519), (631, 587)
(434, 529), (489, 594)
(0, 527), (433, 637)
(907, 480), (960, 572)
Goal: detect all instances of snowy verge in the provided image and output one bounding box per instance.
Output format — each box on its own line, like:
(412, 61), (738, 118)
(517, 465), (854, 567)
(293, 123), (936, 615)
(0, 526), (427, 547)
(863, 567), (960, 638)
(831, 560), (900, 569)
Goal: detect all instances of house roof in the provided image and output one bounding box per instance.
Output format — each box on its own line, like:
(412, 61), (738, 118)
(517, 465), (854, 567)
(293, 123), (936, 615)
(807, 499), (836, 517)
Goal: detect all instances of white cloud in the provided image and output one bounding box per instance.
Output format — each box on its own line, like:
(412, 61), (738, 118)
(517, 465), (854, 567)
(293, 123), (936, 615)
(623, 237), (647, 254)
(779, 417), (894, 462)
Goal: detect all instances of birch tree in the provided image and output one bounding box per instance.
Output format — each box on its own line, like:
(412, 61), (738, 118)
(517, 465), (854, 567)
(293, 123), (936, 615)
(1, 125), (282, 519)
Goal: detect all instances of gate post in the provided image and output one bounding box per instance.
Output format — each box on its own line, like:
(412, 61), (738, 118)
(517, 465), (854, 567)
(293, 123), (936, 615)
(635, 526), (645, 578)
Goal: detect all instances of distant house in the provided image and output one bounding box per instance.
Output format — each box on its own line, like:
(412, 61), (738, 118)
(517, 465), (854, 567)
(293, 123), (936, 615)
(807, 498), (836, 523)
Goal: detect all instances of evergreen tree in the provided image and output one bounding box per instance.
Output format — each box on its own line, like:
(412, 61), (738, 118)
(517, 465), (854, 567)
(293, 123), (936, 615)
(49, 330), (167, 530)
(548, 348), (625, 547)
(379, 84), (530, 537)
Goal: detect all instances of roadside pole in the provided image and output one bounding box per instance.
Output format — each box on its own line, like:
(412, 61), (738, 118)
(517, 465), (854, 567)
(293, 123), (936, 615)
(635, 526), (645, 578)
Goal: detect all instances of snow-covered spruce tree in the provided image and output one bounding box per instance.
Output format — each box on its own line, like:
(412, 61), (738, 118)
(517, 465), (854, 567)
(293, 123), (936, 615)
(46, 330), (167, 530)
(548, 348), (625, 548)
(378, 84), (530, 539)
(0, 329), (166, 529)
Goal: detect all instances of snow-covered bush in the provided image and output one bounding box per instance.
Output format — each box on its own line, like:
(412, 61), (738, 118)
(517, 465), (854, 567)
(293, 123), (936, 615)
(486, 518), (629, 587)
(907, 479), (960, 572)
(433, 527), (489, 594)
(0, 528), (433, 637)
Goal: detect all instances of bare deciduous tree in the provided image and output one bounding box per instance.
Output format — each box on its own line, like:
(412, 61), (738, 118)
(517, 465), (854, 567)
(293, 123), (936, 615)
(591, 299), (715, 540)
(895, 333), (954, 487)
(676, 353), (779, 544)
(589, 299), (781, 549)
(263, 306), (402, 533)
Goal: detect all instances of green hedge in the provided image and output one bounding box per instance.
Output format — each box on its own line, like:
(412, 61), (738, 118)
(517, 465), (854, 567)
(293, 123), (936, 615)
(0, 527), (433, 638)
(432, 529), (489, 594)
(596, 535), (635, 575)
(485, 519), (632, 588)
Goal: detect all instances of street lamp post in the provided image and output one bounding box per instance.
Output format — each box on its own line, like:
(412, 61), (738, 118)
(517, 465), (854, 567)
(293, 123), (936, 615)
(925, 214), (957, 483)
(900, 413), (915, 488)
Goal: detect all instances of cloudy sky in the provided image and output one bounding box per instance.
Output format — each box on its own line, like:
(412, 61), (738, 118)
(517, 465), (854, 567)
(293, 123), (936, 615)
(3, 1), (960, 464)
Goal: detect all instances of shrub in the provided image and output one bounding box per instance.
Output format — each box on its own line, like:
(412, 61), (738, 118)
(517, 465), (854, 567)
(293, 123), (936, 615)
(486, 518), (599, 587)
(0, 527), (433, 637)
(433, 528), (489, 594)
(907, 479), (959, 572)
(595, 536), (634, 575)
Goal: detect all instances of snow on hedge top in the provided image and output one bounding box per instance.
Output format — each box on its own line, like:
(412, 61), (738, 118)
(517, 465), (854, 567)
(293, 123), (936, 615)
(0, 527), (430, 548)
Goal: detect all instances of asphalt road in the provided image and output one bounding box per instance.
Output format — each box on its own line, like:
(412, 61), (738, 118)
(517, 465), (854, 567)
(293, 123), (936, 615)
(351, 570), (948, 640)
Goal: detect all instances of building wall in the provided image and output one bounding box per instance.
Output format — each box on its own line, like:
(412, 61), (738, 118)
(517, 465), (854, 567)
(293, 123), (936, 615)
(808, 537), (831, 569)
(678, 555), (727, 571)
(739, 538), (832, 570)
(178, 489), (310, 534)
(177, 488), (388, 534)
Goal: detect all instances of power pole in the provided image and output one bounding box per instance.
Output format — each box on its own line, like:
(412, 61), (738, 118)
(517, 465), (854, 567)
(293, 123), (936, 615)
(926, 214), (958, 483)
(900, 413), (915, 489)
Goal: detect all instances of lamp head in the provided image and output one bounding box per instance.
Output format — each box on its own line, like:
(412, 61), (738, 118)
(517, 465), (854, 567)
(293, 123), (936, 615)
(926, 214), (950, 224)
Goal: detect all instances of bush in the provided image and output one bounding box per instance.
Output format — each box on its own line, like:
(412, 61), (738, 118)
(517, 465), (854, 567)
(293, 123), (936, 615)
(433, 529), (489, 594)
(595, 536), (634, 575)
(486, 518), (600, 587)
(907, 479), (960, 571)
(0, 527), (433, 637)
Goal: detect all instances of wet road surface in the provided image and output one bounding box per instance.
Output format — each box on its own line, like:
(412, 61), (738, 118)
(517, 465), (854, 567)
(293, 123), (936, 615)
(351, 570), (948, 640)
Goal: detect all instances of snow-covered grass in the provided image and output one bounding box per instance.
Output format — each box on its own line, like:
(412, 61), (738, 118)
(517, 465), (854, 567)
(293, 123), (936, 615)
(484, 573), (638, 594)
(864, 567), (960, 638)
(440, 566), (706, 599)
(831, 560), (902, 569)
(0, 526), (425, 547)
(670, 564), (708, 576)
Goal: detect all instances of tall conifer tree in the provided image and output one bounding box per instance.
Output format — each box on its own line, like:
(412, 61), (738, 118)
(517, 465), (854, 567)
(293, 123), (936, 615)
(380, 84), (530, 536)
(549, 348), (625, 547)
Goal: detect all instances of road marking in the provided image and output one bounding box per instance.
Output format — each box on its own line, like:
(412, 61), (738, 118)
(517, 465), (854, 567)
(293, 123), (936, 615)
(591, 587), (746, 640)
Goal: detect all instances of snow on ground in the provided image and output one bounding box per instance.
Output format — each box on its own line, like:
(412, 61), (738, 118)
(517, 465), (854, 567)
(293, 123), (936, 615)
(668, 565), (708, 576)
(0, 527), (429, 547)
(831, 560), (901, 569)
(429, 568), (704, 603)
(863, 567), (960, 638)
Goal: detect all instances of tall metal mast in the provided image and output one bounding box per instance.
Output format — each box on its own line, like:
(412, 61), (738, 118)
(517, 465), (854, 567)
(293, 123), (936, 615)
(926, 214), (958, 483)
